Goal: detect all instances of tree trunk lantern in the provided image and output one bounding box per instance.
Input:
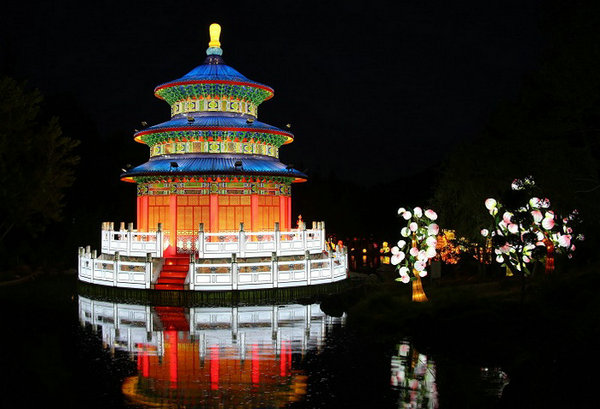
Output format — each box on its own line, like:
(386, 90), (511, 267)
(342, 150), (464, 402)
(411, 270), (428, 302)
(391, 207), (439, 302)
(543, 237), (555, 274)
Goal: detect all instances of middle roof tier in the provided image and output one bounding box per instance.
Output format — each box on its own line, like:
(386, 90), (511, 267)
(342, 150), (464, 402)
(134, 114), (294, 148)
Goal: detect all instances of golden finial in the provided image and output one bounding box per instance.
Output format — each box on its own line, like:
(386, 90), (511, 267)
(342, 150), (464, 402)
(209, 23), (221, 48)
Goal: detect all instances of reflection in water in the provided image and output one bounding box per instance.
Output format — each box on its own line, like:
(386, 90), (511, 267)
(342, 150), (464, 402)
(390, 341), (510, 408)
(480, 367), (510, 398)
(78, 296), (344, 408)
(349, 254), (381, 272)
(391, 341), (438, 409)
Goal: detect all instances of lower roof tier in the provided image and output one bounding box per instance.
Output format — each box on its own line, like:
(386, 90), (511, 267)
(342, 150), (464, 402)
(121, 154), (307, 183)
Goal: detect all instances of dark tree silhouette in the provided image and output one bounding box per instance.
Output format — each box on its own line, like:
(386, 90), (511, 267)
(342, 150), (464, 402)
(432, 0), (600, 243)
(0, 76), (79, 263)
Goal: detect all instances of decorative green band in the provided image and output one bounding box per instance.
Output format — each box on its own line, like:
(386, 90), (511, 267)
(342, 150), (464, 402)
(139, 130), (290, 149)
(156, 83), (273, 107)
(150, 140), (278, 158)
(171, 97), (257, 117)
(136, 178), (292, 196)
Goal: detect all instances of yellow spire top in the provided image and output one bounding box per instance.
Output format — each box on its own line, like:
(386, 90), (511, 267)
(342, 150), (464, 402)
(209, 23), (221, 48)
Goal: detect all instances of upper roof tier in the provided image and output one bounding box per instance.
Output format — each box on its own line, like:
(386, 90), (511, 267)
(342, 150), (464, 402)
(154, 24), (274, 118)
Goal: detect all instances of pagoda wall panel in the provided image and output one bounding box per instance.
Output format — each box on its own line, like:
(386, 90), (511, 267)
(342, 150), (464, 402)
(138, 179), (291, 237)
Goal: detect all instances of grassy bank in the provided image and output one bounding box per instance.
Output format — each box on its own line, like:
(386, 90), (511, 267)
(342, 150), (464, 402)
(321, 263), (600, 408)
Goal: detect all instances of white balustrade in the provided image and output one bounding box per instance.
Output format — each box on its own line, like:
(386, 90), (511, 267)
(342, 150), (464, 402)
(187, 250), (347, 291)
(83, 220), (347, 290)
(79, 246), (348, 291)
(101, 223), (164, 258)
(78, 247), (153, 289)
(101, 221), (326, 259)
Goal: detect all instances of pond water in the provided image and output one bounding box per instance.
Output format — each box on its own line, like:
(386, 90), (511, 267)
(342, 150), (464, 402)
(0, 276), (509, 409)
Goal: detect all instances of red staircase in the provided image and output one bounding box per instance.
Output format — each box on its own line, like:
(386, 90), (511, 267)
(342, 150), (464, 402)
(155, 256), (190, 290)
(154, 306), (189, 331)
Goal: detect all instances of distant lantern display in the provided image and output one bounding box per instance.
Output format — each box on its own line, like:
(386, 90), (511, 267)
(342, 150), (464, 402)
(435, 230), (461, 264)
(121, 23), (307, 255)
(380, 241), (391, 264)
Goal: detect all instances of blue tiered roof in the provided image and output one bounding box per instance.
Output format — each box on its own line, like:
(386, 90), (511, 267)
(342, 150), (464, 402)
(121, 24), (305, 184)
(133, 115), (293, 142)
(154, 58), (274, 94)
(124, 154), (307, 181)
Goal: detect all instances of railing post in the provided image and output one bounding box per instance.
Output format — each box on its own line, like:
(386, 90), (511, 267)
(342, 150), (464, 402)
(86, 249), (91, 281)
(188, 253), (195, 291)
(145, 253), (152, 289)
(302, 223), (307, 251)
(305, 250), (311, 285)
(231, 253), (238, 290)
(198, 223), (205, 259)
(157, 223), (163, 257)
(78, 247), (83, 279)
(232, 306), (238, 341)
(344, 247), (349, 276)
(329, 251), (334, 281)
(89, 247), (96, 284)
(114, 251), (120, 287)
(239, 222), (245, 258)
(272, 251), (278, 288)
(105, 222), (114, 253)
(104, 222), (112, 253)
(86, 245), (92, 283)
(127, 223), (133, 256)
(102, 222), (107, 253)
(274, 222), (280, 256)
(272, 305), (279, 342)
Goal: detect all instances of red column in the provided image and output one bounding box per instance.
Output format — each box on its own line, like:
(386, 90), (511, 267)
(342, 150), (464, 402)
(280, 340), (287, 377)
(209, 194), (219, 232)
(251, 194), (259, 231)
(279, 196), (286, 230)
(286, 196), (292, 230)
(168, 195), (177, 255)
(137, 196), (149, 232)
(251, 344), (259, 386)
(166, 330), (178, 389)
(137, 196), (142, 231)
(210, 346), (219, 390)
(138, 346), (150, 378)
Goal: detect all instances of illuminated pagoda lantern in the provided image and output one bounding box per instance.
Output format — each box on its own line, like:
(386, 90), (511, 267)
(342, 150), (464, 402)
(78, 24), (348, 291)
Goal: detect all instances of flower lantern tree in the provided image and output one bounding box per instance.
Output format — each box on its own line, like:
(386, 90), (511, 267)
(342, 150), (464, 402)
(481, 176), (583, 277)
(391, 207), (439, 302)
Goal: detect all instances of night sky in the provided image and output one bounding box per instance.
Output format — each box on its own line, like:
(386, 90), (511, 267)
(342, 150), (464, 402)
(1, 0), (542, 186)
